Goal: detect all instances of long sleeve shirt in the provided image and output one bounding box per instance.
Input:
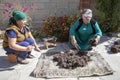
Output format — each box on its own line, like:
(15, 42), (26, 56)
(69, 19), (102, 50)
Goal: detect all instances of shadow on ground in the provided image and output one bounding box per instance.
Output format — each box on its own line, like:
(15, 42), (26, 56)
(0, 56), (17, 71)
(99, 35), (111, 44)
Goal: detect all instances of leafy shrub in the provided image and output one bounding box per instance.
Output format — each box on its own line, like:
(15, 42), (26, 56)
(41, 11), (81, 42)
(30, 28), (42, 39)
(95, 0), (120, 32)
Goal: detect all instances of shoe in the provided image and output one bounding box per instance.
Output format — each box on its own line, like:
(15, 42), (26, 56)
(27, 54), (35, 59)
(17, 57), (29, 64)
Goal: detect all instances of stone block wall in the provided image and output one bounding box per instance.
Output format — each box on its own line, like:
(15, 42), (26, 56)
(0, 0), (80, 29)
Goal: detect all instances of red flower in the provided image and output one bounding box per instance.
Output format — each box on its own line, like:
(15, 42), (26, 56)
(41, 14), (80, 42)
(62, 23), (66, 27)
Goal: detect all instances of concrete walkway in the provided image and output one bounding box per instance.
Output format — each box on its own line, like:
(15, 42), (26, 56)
(0, 35), (120, 80)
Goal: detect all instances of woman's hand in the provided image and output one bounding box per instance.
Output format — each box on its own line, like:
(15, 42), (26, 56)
(26, 45), (33, 52)
(89, 35), (100, 46)
(94, 35), (100, 45)
(71, 36), (78, 47)
(28, 32), (40, 52)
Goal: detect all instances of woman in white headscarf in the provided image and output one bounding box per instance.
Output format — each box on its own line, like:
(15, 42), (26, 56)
(69, 9), (102, 51)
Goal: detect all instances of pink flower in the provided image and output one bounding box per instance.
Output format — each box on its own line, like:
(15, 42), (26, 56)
(29, 16), (32, 19)
(22, 7), (28, 12)
(2, 1), (36, 24)
(4, 3), (12, 8)
(7, 3), (12, 8)
(3, 9), (9, 14)
(8, 15), (12, 18)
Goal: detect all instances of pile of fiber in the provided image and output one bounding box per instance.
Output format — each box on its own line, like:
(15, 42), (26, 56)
(53, 51), (90, 69)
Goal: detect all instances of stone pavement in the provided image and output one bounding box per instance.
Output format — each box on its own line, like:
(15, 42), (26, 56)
(0, 35), (120, 80)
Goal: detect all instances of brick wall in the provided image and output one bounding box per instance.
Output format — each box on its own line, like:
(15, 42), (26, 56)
(80, 0), (91, 9)
(0, 0), (80, 29)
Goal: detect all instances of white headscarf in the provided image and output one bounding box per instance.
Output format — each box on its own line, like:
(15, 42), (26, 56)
(82, 9), (92, 18)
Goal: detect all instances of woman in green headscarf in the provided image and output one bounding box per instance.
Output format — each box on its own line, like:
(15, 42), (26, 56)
(2, 11), (40, 64)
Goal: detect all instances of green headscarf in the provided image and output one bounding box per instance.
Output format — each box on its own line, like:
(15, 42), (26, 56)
(12, 10), (26, 21)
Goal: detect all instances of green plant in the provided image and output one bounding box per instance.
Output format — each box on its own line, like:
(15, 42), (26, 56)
(30, 28), (42, 39)
(96, 0), (120, 32)
(41, 11), (81, 42)
(2, 0), (36, 26)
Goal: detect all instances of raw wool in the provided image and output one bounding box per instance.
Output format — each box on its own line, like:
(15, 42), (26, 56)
(53, 50), (90, 69)
(111, 40), (120, 53)
(89, 36), (98, 46)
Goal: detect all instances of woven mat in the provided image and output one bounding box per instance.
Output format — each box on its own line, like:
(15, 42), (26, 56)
(32, 44), (113, 78)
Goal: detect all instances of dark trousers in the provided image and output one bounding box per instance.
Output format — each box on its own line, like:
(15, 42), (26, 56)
(4, 38), (34, 59)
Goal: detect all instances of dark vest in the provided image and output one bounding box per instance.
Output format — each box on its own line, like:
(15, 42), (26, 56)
(75, 18), (96, 34)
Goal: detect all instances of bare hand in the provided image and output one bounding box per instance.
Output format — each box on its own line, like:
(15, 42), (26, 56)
(26, 46), (33, 52)
(71, 38), (77, 47)
(89, 36), (100, 46)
